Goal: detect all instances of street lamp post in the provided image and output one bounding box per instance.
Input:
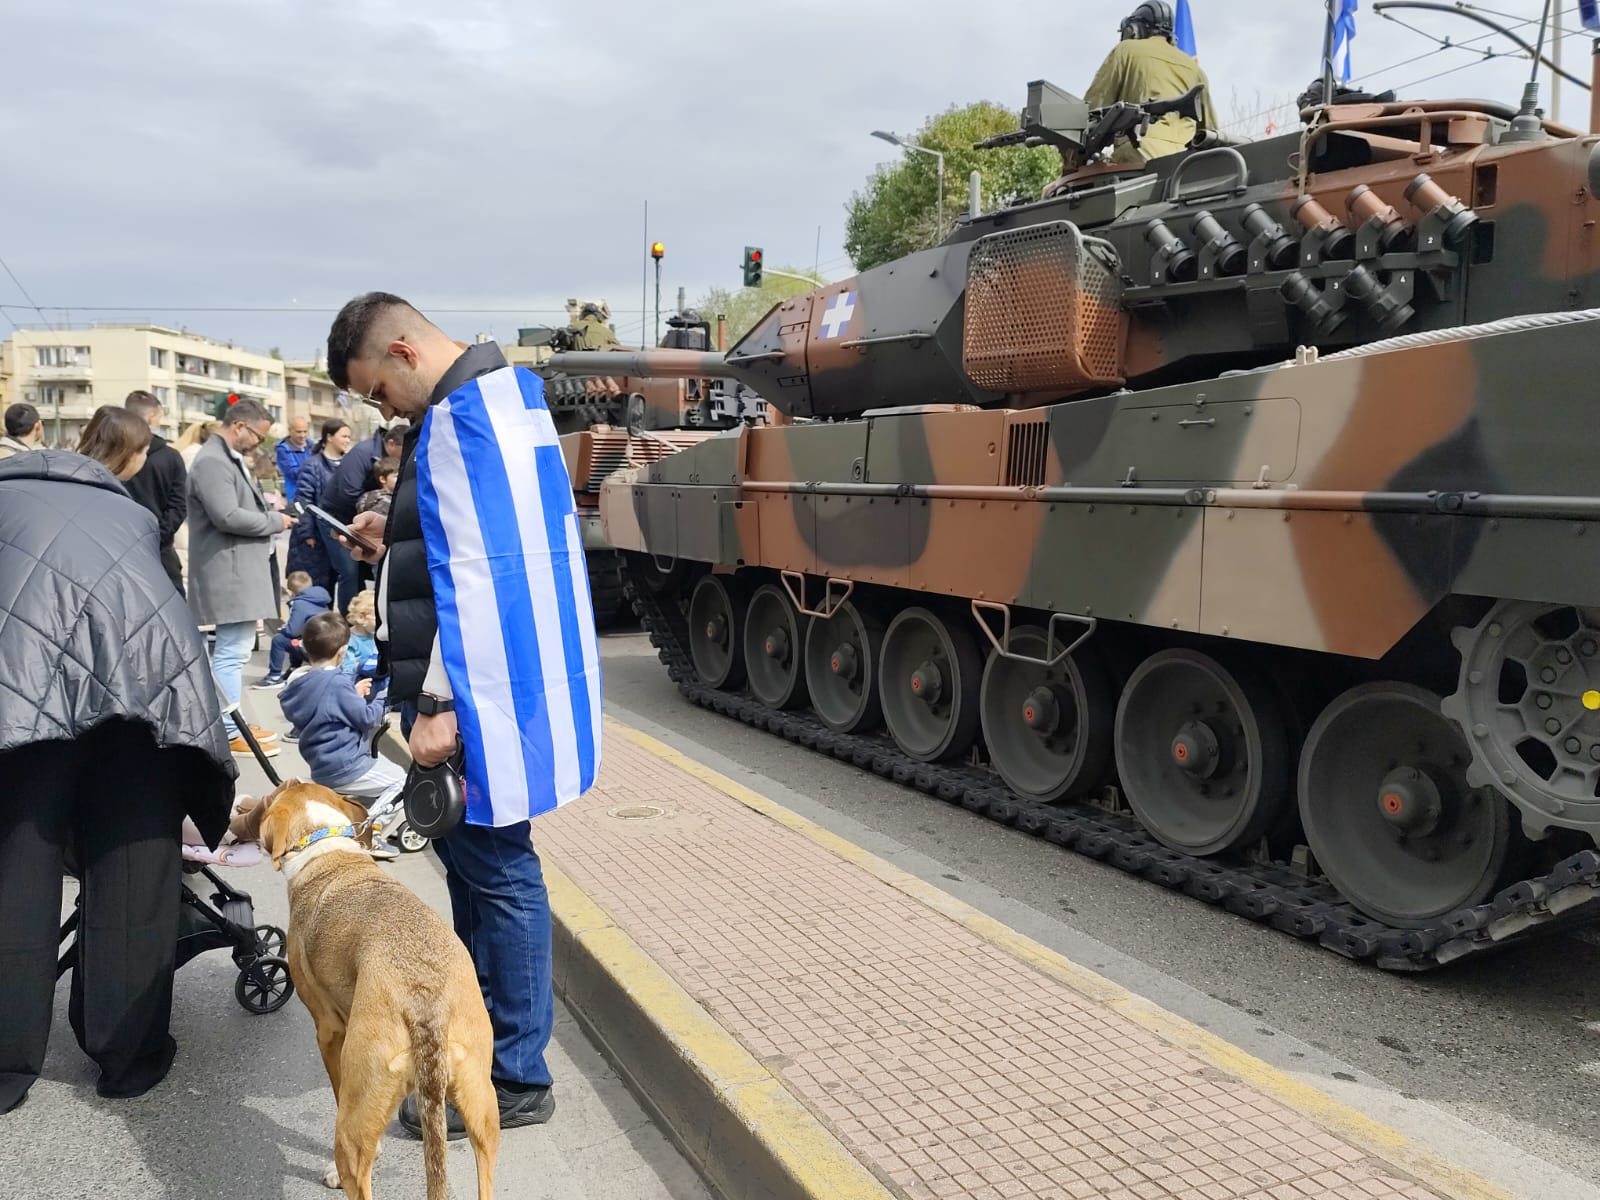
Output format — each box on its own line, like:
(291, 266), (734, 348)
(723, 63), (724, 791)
(651, 241), (665, 348)
(871, 130), (945, 245)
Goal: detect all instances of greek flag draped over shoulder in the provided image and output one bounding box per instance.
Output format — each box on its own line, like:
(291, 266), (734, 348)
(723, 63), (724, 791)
(415, 364), (602, 826)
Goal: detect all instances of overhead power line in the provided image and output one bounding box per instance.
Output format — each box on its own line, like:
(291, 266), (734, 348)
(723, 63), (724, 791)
(0, 303), (667, 317)
(1220, 3), (1591, 135)
(0, 255), (53, 331)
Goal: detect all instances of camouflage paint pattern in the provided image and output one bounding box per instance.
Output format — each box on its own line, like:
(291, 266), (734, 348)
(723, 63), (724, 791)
(556, 94), (1600, 853)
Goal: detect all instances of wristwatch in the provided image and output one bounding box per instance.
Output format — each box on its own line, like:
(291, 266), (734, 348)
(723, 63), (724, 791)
(416, 693), (455, 716)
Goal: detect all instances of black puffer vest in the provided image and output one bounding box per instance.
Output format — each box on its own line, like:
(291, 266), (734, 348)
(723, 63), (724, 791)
(378, 342), (509, 703)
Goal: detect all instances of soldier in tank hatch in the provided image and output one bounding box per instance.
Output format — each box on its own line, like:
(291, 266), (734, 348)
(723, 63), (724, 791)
(1085, 1), (1217, 164)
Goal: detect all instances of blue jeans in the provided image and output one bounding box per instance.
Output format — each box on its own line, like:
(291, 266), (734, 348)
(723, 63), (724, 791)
(209, 621), (256, 709)
(401, 704), (554, 1088)
(266, 629), (298, 675)
(324, 535), (362, 616)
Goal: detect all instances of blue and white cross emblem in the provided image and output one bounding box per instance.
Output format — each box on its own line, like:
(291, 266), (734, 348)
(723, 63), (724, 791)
(818, 291), (856, 340)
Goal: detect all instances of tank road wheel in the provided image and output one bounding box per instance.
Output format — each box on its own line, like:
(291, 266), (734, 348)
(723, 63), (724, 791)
(743, 584), (809, 710)
(980, 628), (1116, 803)
(1114, 649), (1292, 856)
(879, 608), (983, 762)
(803, 601), (885, 733)
(1300, 683), (1514, 926)
(687, 574), (749, 689)
(1442, 601), (1600, 839)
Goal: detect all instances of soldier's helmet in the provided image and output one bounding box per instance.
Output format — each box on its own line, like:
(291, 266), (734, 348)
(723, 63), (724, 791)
(580, 301), (603, 319)
(1119, 1), (1174, 41)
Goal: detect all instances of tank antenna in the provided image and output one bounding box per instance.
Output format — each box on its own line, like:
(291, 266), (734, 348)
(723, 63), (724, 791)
(1509, 0), (1555, 137)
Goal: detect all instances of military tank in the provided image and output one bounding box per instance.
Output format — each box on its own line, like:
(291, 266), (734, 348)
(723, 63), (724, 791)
(531, 308), (767, 625)
(550, 80), (1600, 969)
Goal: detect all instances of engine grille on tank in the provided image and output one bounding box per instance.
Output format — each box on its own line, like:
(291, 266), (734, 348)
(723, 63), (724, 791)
(577, 429), (709, 494)
(1005, 419), (1050, 487)
(963, 221), (1127, 394)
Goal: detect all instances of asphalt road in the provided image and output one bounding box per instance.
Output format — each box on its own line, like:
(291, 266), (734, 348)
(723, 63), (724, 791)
(597, 624), (1600, 1195)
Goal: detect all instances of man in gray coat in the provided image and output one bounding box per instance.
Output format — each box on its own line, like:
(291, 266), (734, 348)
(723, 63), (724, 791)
(187, 398), (292, 749)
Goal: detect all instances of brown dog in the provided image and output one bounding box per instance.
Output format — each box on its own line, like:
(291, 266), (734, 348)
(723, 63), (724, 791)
(246, 780), (499, 1200)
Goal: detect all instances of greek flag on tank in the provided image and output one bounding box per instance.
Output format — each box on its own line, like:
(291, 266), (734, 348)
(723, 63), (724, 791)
(414, 364), (603, 826)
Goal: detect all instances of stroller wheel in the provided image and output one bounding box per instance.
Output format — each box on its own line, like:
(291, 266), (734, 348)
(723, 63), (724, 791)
(396, 821), (428, 853)
(236, 955), (294, 1015)
(254, 924), (287, 959)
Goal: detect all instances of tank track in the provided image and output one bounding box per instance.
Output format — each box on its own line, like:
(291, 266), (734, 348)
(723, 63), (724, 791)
(621, 558), (1600, 971)
(587, 550), (629, 629)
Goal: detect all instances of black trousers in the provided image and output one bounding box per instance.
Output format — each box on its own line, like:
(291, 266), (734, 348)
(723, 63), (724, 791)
(0, 721), (186, 1112)
(159, 542), (185, 598)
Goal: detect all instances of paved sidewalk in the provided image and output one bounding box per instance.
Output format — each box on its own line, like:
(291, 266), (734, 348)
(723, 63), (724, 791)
(537, 720), (1467, 1200)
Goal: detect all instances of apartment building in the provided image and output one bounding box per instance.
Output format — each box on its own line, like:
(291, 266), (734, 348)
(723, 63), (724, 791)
(283, 361), (378, 440)
(4, 324), (287, 444)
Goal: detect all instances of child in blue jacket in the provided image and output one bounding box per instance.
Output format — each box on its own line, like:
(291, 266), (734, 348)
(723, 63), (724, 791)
(254, 571), (331, 689)
(278, 611), (402, 858)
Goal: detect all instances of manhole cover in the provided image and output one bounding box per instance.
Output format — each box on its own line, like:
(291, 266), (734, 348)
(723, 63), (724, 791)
(608, 803), (670, 821)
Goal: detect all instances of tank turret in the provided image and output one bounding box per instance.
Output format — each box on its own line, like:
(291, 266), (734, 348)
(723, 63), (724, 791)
(553, 83), (1594, 426)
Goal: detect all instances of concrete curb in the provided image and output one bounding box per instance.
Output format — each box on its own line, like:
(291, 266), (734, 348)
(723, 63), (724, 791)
(547, 862), (895, 1200)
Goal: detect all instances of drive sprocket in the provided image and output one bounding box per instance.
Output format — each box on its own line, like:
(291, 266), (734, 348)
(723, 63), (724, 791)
(1441, 600), (1600, 839)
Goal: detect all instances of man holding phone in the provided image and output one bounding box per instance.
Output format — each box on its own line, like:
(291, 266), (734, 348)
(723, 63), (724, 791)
(325, 293), (602, 1138)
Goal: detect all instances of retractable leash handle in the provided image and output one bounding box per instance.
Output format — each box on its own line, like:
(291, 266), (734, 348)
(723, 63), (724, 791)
(401, 737), (467, 839)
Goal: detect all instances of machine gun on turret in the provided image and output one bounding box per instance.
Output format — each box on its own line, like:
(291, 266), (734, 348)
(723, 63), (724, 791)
(975, 79), (1207, 172)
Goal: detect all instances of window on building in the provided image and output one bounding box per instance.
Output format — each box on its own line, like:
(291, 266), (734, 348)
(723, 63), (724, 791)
(153, 386), (171, 403)
(74, 346), (90, 361)
(29, 385), (66, 404)
(36, 346), (63, 367)
(150, 347), (168, 369)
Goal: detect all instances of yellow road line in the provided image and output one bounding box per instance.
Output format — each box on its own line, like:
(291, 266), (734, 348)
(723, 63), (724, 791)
(606, 716), (1510, 1200)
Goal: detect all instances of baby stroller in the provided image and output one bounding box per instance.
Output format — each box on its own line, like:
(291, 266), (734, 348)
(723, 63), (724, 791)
(55, 714), (295, 1016)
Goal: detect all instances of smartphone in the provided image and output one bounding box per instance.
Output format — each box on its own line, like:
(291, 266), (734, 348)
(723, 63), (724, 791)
(306, 503), (382, 554)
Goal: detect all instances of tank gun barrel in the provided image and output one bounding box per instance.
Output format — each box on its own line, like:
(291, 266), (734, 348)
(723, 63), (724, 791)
(545, 349), (738, 381)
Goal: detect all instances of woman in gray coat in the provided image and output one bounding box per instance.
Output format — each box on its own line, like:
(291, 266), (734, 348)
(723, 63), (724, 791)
(0, 450), (236, 1113)
(185, 398), (292, 742)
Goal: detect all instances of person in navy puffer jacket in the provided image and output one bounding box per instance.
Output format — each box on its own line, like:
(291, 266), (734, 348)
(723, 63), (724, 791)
(284, 419), (352, 595)
(277, 611), (404, 858)
(253, 571), (331, 689)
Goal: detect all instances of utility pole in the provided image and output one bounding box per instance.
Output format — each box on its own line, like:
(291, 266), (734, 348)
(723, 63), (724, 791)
(640, 200), (649, 350)
(676, 285), (685, 317)
(651, 241), (665, 348)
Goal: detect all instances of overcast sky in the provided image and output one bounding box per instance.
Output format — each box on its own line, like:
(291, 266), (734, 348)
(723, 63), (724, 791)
(0, 0), (1589, 358)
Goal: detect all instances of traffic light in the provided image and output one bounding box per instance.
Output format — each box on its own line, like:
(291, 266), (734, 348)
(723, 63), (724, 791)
(211, 392), (241, 420)
(651, 241), (665, 260)
(742, 246), (763, 287)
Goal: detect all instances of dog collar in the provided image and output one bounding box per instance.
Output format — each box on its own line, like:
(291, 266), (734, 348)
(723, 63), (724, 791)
(289, 824), (360, 854)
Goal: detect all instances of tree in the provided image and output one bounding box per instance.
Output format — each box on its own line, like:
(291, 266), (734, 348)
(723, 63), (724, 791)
(844, 101), (1059, 271)
(695, 267), (826, 346)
